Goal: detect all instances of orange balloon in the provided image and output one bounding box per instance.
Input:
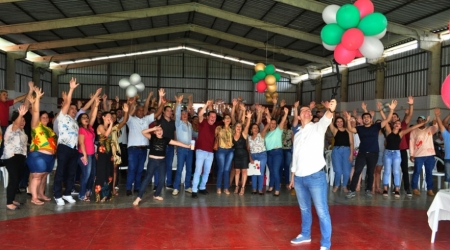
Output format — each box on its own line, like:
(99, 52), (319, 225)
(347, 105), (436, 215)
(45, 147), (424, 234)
(271, 92), (279, 98)
(266, 84), (277, 93)
(265, 75), (276, 85)
(264, 92), (271, 98)
(266, 97), (273, 103)
(254, 63), (265, 72)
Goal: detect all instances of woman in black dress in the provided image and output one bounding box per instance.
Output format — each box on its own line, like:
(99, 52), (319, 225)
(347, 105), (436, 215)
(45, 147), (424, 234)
(233, 110), (252, 195)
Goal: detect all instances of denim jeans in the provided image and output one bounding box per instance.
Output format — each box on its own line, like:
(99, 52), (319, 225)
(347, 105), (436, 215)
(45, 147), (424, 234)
(192, 149), (214, 192)
(445, 159), (450, 183)
(26, 151), (55, 173)
(383, 150), (401, 188)
(349, 152), (378, 192)
(400, 149), (411, 191)
(267, 148), (283, 191)
(411, 155), (435, 190)
(215, 147), (234, 189)
(280, 149), (292, 185)
(138, 158), (166, 198)
(331, 146), (351, 187)
(53, 144), (79, 198)
(165, 145), (175, 186)
(78, 154), (95, 199)
(126, 147), (148, 191)
(251, 152), (267, 191)
(294, 171), (332, 249)
(173, 147), (193, 190)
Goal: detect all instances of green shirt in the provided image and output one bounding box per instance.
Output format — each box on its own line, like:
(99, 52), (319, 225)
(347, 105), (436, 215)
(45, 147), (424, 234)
(265, 126), (283, 151)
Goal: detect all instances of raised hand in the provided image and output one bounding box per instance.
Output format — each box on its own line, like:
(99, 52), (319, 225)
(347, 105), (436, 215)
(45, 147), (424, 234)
(102, 94), (107, 101)
(352, 109), (357, 117)
(122, 103), (129, 113)
(95, 88), (102, 97)
(239, 103), (246, 111)
(33, 87), (44, 99)
(61, 91), (68, 102)
(77, 100), (82, 109)
(293, 101), (299, 109)
(158, 88), (165, 97)
(328, 99), (337, 112)
(280, 99), (286, 107)
(407, 96), (414, 105)
(361, 102), (367, 111)
(343, 111), (351, 120)
(434, 107), (441, 117)
(188, 95), (193, 101)
(69, 77), (79, 89)
(423, 116), (430, 123)
(176, 95), (183, 103)
(309, 101), (316, 110)
(115, 96), (120, 103)
(107, 100), (113, 106)
(232, 98), (238, 107)
(148, 91), (154, 98)
(27, 95), (36, 105)
(18, 105), (28, 116)
(377, 102), (382, 111)
(246, 110), (252, 119)
(369, 110), (375, 118)
(28, 81), (34, 90)
(94, 96), (101, 107)
(388, 100), (398, 110)
(272, 97), (278, 105)
(283, 107), (289, 115)
(322, 100), (330, 109)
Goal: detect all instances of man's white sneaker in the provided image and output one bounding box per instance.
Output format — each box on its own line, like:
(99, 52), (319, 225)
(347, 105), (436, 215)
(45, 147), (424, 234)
(185, 188), (193, 193)
(172, 189), (179, 196)
(55, 198), (65, 206)
(62, 195), (76, 204)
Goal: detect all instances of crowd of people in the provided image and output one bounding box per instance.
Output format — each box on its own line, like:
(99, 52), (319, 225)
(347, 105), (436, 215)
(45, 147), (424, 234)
(2, 79), (450, 249)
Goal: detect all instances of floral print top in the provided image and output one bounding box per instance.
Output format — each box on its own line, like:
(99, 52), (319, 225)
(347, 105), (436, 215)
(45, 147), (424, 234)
(98, 133), (112, 154)
(282, 129), (293, 149)
(217, 126), (233, 149)
(57, 112), (79, 149)
(248, 133), (266, 154)
(1, 125), (28, 160)
(30, 122), (57, 153)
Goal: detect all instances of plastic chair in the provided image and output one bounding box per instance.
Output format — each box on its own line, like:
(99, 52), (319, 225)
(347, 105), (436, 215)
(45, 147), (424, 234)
(432, 157), (445, 190)
(0, 166), (8, 188)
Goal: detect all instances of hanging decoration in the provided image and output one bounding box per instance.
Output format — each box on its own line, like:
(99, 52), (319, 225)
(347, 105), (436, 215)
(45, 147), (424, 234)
(320, 0), (387, 64)
(441, 74), (450, 109)
(252, 63), (280, 103)
(118, 73), (145, 98)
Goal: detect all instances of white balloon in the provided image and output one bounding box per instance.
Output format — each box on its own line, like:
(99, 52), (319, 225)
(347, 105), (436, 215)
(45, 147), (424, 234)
(359, 36), (384, 59)
(374, 28), (387, 39)
(119, 78), (130, 89)
(130, 73), (141, 85)
(322, 42), (336, 51)
(126, 85), (137, 97)
(322, 5), (340, 24)
(135, 82), (145, 92)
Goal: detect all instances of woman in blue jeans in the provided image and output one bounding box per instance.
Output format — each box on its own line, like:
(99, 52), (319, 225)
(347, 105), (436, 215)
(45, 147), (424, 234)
(215, 114), (234, 194)
(248, 108), (269, 194)
(383, 117), (427, 197)
(264, 106), (289, 196)
(281, 118), (293, 188)
(329, 116), (353, 192)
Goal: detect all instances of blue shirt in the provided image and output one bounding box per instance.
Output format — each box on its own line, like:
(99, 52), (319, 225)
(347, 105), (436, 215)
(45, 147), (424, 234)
(356, 123), (382, 153)
(442, 130), (450, 159)
(175, 104), (192, 145)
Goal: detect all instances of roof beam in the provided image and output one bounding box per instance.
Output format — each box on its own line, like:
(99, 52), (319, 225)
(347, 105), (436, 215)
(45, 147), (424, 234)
(274, 0), (439, 41)
(6, 24), (329, 65)
(0, 3), (322, 45)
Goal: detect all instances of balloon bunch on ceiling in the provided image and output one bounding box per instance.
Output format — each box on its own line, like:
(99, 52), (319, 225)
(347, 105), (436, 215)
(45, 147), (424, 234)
(118, 73), (145, 98)
(252, 63), (281, 103)
(321, 0), (387, 64)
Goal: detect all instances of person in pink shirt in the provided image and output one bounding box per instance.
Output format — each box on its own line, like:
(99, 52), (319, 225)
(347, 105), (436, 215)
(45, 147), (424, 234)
(409, 114), (438, 196)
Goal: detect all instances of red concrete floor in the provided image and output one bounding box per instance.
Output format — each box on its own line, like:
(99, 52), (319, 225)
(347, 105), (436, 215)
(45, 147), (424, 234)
(0, 205), (448, 250)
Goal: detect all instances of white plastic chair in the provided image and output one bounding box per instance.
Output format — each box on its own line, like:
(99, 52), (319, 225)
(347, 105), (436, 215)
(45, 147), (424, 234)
(432, 157), (445, 190)
(0, 166), (8, 188)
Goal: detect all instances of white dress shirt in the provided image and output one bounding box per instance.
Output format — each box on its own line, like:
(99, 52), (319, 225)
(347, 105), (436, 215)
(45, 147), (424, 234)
(117, 117), (128, 144)
(126, 114), (154, 147)
(292, 115), (332, 177)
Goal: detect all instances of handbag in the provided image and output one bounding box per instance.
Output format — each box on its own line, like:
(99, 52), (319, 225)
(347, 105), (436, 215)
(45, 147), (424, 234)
(248, 160), (261, 176)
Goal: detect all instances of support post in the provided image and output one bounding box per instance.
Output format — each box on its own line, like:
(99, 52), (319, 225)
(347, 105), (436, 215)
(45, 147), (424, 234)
(51, 68), (66, 97)
(420, 40), (441, 95)
(367, 58), (386, 99)
(5, 51), (26, 90)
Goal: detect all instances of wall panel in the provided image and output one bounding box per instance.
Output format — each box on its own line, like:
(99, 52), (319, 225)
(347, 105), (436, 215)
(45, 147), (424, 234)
(160, 54), (183, 77)
(0, 53), (4, 89)
(67, 64), (107, 75)
(209, 59), (230, 79)
(385, 75), (405, 99)
(110, 60), (134, 75)
(135, 57), (158, 76)
(184, 54), (206, 78)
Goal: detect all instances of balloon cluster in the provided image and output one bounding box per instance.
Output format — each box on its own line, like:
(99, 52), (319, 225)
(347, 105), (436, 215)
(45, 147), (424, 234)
(252, 63), (281, 103)
(321, 0), (387, 64)
(441, 74), (450, 108)
(118, 73), (145, 98)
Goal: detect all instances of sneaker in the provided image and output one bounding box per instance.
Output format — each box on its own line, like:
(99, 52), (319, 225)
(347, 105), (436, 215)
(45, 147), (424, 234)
(166, 185), (174, 190)
(346, 191), (356, 199)
(198, 189), (209, 195)
(115, 186), (119, 190)
(55, 197), (65, 206)
(365, 190), (373, 197)
(62, 195), (76, 204)
(406, 189), (412, 197)
(290, 234), (311, 244)
(172, 189), (179, 196)
(185, 188), (193, 193)
(192, 192), (198, 198)
(71, 190), (79, 195)
(394, 191), (400, 198)
(413, 189), (420, 195)
(427, 190), (435, 196)
(320, 247), (329, 250)
(382, 190), (388, 197)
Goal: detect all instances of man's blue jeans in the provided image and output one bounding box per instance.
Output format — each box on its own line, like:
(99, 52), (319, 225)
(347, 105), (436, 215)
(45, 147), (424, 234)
(411, 155), (435, 190)
(280, 149), (292, 185)
(267, 148), (283, 191)
(251, 152), (267, 192)
(331, 146), (352, 187)
(174, 147), (193, 190)
(383, 150), (401, 188)
(126, 147), (147, 191)
(215, 147), (234, 189)
(192, 149), (214, 192)
(77, 154), (96, 199)
(294, 171), (332, 249)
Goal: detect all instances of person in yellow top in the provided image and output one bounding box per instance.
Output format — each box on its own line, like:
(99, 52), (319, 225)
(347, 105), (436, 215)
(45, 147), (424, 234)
(215, 114), (234, 194)
(26, 87), (57, 205)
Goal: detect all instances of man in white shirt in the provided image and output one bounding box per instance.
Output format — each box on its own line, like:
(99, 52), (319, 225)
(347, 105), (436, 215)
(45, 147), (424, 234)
(289, 99), (336, 250)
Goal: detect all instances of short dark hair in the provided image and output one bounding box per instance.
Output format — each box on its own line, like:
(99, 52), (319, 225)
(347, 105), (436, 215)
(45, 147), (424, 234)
(11, 111), (21, 122)
(333, 116), (345, 127)
(207, 110), (217, 116)
(362, 112), (372, 118)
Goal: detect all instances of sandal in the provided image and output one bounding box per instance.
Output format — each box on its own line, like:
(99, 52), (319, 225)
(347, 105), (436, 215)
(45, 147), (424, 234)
(217, 188), (222, 194)
(332, 186), (339, 192)
(234, 186), (239, 194)
(38, 196), (52, 201)
(252, 190), (257, 194)
(153, 196), (164, 201)
(31, 199), (44, 205)
(266, 188), (273, 193)
(239, 186), (245, 195)
(224, 189), (230, 195)
(273, 191), (280, 196)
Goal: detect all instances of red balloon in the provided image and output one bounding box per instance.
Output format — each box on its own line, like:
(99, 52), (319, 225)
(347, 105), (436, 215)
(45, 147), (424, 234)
(355, 50), (363, 57)
(256, 80), (267, 93)
(334, 44), (357, 65)
(441, 74), (450, 108)
(341, 28), (364, 51)
(354, 0), (374, 18)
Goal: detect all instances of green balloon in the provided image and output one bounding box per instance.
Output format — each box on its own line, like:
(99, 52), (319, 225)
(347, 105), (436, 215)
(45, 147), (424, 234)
(255, 70), (266, 81)
(273, 72), (281, 81)
(264, 64), (276, 75)
(252, 75), (259, 83)
(336, 4), (360, 30)
(358, 12), (388, 36)
(321, 23), (345, 46)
